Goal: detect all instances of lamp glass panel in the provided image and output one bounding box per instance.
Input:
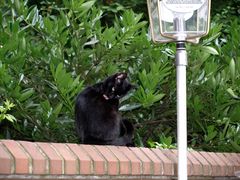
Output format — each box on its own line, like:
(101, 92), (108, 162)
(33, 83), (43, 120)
(147, 0), (210, 42)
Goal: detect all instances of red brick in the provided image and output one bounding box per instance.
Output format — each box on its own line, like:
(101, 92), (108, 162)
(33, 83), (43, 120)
(200, 151), (220, 176)
(2, 140), (29, 174)
(67, 144), (92, 175)
(187, 151), (202, 176)
(130, 147), (152, 175)
(171, 149), (192, 176)
(140, 148), (163, 175)
(51, 143), (78, 174)
(162, 149), (177, 175)
(216, 153), (235, 176)
(190, 151), (210, 176)
(223, 153), (240, 172)
(208, 152), (227, 176)
(2, 139), (240, 179)
(108, 146), (130, 175)
(152, 148), (174, 176)
(37, 142), (62, 174)
(95, 145), (119, 175)
(81, 145), (106, 175)
(232, 153), (240, 164)
(0, 142), (13, 174)
(19, 141), (46, 174)
(118, 147), (141, 175)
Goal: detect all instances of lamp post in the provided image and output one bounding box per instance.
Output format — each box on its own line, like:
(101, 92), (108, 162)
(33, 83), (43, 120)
(146, 0), (211, 180)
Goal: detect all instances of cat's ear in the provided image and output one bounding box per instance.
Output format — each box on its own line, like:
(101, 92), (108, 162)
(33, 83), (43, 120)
(115, 72), (127, 80)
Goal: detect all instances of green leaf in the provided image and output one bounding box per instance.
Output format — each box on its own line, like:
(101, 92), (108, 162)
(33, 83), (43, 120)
(60, 11), (70, 27)
(160, 135), (172, 146)
(53, 103), (63, 117)
(80, 0), (96, 11)
(4, 100), (15, 110)
(204, 125), (217, 142)
(19, 88), (34, 102)
(0, 11), (2, 26)
(5, 114), (17, 122)
(147, 140), (156, 148)
(119, 103), (141, 111)
(154, 93), (165, 102)
(230, 140), (240, 152)
(227, 88), (240, 99)
(76, 0), (96, 16)
(201, 46), (219, 55)
(55, 63), (64, 79)
(14, 0), (20, 13)
(229, 58), (235, 82)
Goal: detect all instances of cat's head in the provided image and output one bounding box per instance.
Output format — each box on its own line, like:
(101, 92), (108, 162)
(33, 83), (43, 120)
(102, 72), (134, 100)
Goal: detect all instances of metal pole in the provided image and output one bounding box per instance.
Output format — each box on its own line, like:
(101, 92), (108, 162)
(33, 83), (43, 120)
(176, 42), (188, 180)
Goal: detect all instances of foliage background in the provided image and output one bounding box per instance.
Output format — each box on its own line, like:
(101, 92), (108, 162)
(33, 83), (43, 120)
(0, 0), (240, 152)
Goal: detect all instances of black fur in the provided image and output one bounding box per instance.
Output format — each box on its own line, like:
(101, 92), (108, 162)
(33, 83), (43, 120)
(75, 72), (134, 146)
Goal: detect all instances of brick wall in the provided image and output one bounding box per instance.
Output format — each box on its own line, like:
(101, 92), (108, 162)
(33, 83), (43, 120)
(0, 140), (239, 180)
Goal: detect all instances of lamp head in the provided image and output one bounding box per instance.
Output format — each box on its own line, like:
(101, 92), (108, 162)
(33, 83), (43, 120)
(147, 0), (211, 43)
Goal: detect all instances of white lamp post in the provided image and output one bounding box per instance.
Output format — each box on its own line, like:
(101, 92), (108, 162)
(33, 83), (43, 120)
(146, 0), (211, 180)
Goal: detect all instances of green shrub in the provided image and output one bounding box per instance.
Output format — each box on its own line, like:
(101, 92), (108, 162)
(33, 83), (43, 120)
(186, 20), (240, 152)
(0, 0), (169, 143)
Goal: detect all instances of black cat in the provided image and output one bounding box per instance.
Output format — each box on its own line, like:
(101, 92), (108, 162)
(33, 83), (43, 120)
(75, 72), (135, 146)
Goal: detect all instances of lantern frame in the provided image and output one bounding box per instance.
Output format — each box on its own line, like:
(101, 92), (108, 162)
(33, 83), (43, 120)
(147, 0), (211, 43)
